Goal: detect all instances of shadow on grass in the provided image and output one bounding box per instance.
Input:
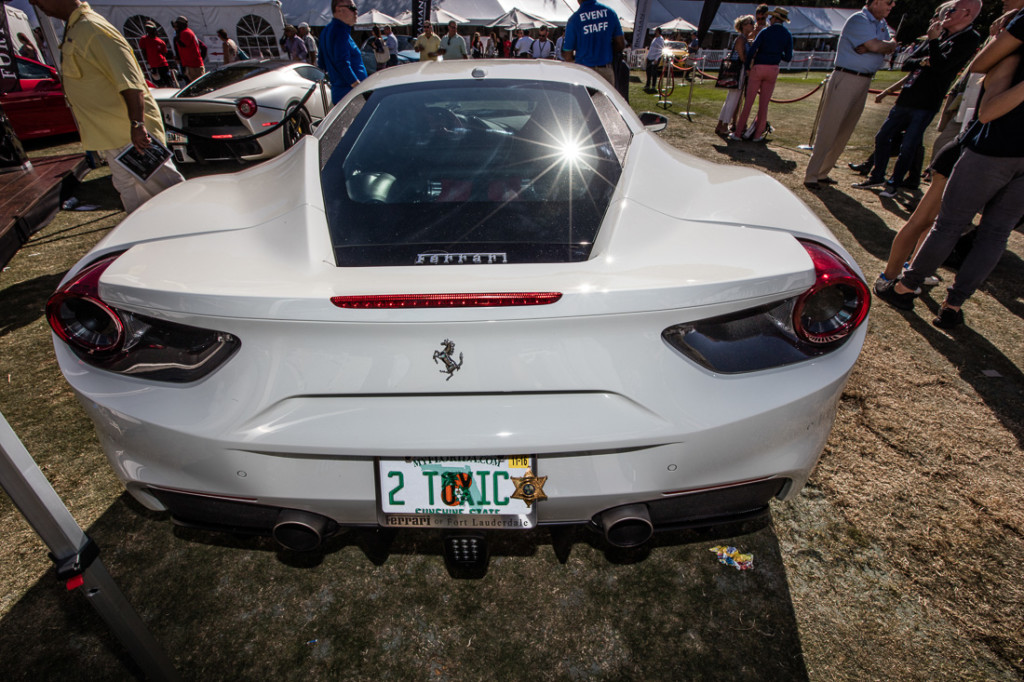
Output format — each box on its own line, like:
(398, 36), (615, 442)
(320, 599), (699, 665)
(0, 273), (64, 338)
(0, 494), (809, 681)
(803, 185), (897, 264)
(710, 141), (799, 175)
(878, 290), (1024, 449)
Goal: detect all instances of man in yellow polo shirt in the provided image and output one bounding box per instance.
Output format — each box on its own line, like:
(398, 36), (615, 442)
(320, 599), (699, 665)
(30, 0), (184, 213)
(413, 22), (442, 61)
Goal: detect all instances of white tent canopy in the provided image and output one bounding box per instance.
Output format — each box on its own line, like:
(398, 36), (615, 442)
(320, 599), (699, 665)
(656, 17), (698, 33)
(485, 8), (556, 29)
(279, 0), (859, 37)
(354, 9), (404, 28)
(395, 7), (470, 25)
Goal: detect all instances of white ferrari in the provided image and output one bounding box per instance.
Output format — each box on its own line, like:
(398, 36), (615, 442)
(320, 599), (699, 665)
(154, 59), (332, 164)
(49, 61), (869, 566)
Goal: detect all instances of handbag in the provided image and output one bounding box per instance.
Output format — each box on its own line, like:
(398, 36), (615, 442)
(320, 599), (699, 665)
(716, 55), (741, 89)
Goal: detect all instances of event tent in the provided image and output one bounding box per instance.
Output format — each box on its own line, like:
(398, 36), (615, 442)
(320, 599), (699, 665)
(657, 16), (699, 33)
(280, 0), (858, 37)
(486, 8), (556, 29)
(85, 0), (286, 42)
(355, 9), (404, 28)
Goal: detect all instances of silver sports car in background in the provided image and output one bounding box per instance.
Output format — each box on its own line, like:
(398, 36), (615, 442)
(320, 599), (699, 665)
(154, 59), (331, 164)
(50, 61), (869, 574)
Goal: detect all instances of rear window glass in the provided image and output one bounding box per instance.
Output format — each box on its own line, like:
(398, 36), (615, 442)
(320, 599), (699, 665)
(177, 63), (278, 97)
(319, 80), (624, 267)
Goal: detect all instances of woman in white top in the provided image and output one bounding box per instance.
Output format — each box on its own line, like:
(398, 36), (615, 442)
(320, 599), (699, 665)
(716, 15), (756, 138)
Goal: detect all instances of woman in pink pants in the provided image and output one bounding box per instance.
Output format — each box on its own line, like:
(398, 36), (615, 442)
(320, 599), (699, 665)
(730, 7), (793, 142)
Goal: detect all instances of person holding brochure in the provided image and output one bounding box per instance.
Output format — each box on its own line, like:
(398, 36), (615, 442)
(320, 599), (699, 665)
(29, 0), (184, 213)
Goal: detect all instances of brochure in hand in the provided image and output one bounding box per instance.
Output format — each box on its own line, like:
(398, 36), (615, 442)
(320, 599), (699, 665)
(115, 139), (172, 183)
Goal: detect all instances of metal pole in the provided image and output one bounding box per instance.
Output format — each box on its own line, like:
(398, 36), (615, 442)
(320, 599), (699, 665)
(798, 73), (831, 150)
(681, 72), (696, 121)
(0, 411), (181, 682)
(31, 8), (62, 74)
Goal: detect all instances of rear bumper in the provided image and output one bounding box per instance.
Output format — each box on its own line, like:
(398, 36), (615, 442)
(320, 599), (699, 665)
(149, 476), (784, 538)
(168, 137), (265, 164)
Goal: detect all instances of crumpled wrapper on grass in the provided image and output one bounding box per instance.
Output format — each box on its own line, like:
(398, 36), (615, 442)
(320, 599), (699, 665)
(710, 545), (754, 570)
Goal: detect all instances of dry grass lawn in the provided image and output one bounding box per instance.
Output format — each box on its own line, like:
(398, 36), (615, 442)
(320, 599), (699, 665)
(1, 71), (1021, 680)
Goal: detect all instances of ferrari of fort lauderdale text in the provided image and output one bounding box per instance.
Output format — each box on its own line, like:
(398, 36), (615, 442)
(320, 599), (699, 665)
(48, 60), (869, 570)
(153, 59), (331, 164)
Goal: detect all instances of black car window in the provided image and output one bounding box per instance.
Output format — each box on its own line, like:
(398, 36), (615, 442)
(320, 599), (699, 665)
(319, 80), (623, 267)
(16, 57), (54, 81)
(176, 63), (276, 97)
(294, 65), (326, 82)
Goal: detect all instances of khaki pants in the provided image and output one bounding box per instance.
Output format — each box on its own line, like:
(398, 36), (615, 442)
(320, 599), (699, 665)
(592, 65), (614, 87)
(100, 145), (185, 214)
(804, 70), (872, 183)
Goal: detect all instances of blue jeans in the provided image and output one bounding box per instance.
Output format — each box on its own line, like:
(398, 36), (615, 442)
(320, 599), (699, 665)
(869, 104), (935, 185)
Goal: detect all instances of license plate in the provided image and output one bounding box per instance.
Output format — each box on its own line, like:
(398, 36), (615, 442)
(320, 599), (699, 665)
(166, 131), (188, 144)
(377, 456), (538, 529)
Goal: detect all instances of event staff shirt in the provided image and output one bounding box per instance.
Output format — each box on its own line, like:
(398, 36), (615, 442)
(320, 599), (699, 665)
(60, 3), (165, 151)
(562, 0), (623, 67)
(835, 7), (891, 74)
(318, 18), (367, 103)
(746, 22), (793, 67)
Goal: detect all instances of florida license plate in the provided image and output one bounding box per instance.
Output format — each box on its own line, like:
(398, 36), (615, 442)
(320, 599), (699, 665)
(377, 456), (538, 529)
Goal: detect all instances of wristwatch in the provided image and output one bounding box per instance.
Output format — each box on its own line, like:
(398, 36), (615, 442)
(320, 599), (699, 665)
(130, 120), (146, 129)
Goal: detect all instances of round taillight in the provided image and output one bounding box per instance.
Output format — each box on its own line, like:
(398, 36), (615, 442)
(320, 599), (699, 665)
(46, 254), (125, 354)
(793, 242), (870, 345)
(237, 97), (258, 118)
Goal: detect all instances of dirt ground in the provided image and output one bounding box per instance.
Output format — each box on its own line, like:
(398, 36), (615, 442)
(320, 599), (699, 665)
(1, 74), (1022, 680)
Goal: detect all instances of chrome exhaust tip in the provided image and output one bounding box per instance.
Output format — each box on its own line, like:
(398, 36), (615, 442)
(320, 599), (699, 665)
(600, 504), (654, 548)
(272, 509), (329, 552)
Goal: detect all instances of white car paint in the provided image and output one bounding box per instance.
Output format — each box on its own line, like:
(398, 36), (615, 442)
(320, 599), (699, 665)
(51, 59), (869, 548)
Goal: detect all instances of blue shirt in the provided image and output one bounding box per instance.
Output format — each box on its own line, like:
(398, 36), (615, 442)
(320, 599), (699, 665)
(317, 18), (367, 104)
(562, 0), (623, 68)
(835, 7), (891, 74)
(746, 22), (793, 67)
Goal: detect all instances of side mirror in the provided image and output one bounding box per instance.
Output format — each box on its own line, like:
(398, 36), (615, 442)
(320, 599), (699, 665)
(638, 111), (668, 132)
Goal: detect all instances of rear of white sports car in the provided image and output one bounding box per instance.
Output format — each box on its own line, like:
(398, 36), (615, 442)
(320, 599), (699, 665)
(50, 63), (868, 566)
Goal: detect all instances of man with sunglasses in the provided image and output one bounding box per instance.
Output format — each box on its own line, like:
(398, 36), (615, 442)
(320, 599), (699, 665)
(318, 0), (366, 104)
(414, 22), (442, 61)
(854, 0), (981, 197)
(804, 0), (897, 189)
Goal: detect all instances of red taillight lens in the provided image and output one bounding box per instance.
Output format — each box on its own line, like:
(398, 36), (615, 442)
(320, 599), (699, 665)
(47, 253), (241, 382)
(793, 242), (870, 344)
(237, 97), (258, 118)
(46, 255), (124, 354)
(331, 292), (563, 309)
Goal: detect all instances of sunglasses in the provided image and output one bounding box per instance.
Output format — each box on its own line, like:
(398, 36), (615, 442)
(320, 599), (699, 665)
(338, 4), (356, 12)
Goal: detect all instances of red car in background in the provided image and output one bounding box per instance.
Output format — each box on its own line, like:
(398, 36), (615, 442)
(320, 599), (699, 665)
(1, 56), (78, 140)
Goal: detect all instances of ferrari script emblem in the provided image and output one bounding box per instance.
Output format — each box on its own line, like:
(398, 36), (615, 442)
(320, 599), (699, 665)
(432, 339), (463, 381)
(511, 468), (548, 508)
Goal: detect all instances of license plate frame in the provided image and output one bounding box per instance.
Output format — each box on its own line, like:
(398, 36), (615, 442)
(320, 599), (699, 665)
(376, 456), (538, 530)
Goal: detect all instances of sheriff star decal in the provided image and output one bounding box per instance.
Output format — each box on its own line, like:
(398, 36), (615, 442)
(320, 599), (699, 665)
(511, 468), (548, 507)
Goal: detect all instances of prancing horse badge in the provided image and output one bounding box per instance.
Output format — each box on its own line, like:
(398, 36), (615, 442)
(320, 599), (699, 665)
(432, 339), (463, 381)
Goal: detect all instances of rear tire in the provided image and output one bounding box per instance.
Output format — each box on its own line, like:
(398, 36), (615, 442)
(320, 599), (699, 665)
(283, 107), (312, 149)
